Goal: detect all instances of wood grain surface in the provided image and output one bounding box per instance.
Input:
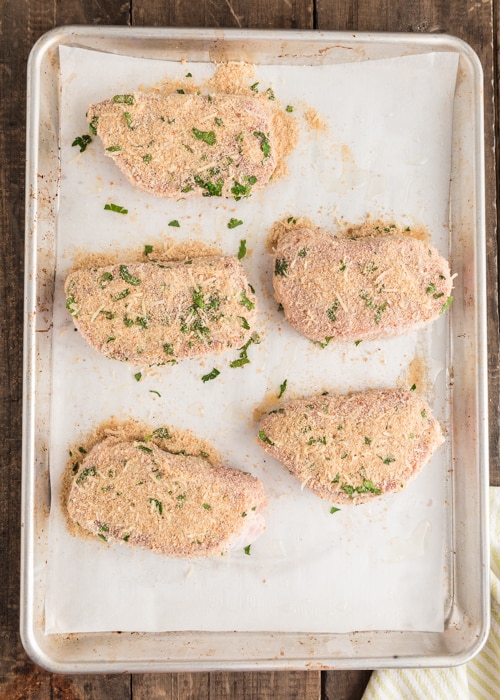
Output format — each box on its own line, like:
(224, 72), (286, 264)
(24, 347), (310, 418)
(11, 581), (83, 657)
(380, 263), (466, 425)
(0, 0), (497, 698)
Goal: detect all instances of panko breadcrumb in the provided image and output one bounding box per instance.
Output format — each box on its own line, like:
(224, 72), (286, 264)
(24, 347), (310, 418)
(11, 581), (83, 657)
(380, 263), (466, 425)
(258, 389), (444, 505)
(65, 255), (257, 365)
(88, 92), (278, 199)
(272, 227), (453, 344)
(67, 437), (268, 558)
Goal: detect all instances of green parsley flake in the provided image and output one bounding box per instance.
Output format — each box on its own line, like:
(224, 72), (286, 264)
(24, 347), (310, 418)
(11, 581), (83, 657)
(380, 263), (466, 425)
(144, 244), (154, 256)
(330, 506), (341, 514)
(258, 430), (275, 446)
(228, 218), (244, 230)
(278, 379), (287, 399)
(192, 127), (216, 146)
(113, 94), (134, 105)
(237, 239), (247, 259)
(106, 145), (122, 152)
(168, 219), (180, 227)
(202, 368), (220, 383)
(240, 290), (255, 310)
(149, 498), (163, 515)
(134, 372), (142, 382)
(253, 131), (271, 158)
(440, 296), (453, 314)
(89, 116), (99, 135)
(119, 265), (141, 286)
(72, 134), (92, 152)
(274, 258), (288, 276)
(202, 503), (212, 510)
(286, 105), (294, 113)
(104, 203), (128, 215)
(244, 544), (252, 555)
(142, 154), (152, 164)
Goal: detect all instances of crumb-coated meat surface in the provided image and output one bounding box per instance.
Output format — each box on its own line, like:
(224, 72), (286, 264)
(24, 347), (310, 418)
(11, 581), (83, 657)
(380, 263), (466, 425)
(67, 437), (268, 557)
(65, 255), (257, 365)
(272, 228), (453, 343)
(258, 389), (444, 504)
(88, 92), (277, 199)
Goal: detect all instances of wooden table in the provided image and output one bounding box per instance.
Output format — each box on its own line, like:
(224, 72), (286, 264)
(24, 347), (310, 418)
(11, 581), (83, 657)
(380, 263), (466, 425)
(1, 1), (497, 698)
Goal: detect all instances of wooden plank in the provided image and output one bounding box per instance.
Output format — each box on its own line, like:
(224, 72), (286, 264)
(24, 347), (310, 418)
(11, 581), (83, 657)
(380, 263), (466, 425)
(133, 0), (313, 29)
(208, 671), (321, 699)
(0, 2), (55, 696)
(132, 673), (210, 699)
(323, 670), (373, 700)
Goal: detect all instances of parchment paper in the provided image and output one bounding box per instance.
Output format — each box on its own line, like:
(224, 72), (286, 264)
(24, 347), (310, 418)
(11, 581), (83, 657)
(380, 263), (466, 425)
(45, 45), (459, 634)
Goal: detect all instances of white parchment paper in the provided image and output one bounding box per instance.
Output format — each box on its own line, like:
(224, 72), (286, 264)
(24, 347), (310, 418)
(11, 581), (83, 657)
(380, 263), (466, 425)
(45, 45), (459, 634)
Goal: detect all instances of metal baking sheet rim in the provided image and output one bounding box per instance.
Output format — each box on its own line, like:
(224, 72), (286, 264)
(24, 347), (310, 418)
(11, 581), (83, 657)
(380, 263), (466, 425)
(21, 26), (490, 673)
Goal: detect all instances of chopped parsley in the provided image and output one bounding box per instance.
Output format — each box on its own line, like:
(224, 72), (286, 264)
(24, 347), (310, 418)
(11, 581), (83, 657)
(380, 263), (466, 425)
(88, 116), (99, 135)
(231, 175), (257, 201)
(354, 340), (363, 346)
(106, 145), (122, 152)
(278, 379), (287, 399)
(134, 372), (142, 382)
(240, 290), (255, 310)
(327, 300), (339, 323)
(119, 265), (141, 286)
(192, 127), (216, 145)
(104, 203), (128, 215)
(230, 332), (260, 368)
(142, 154), (152, 164)
(286, 105), (294, 113)
(253, 131), (271, 158)
(99, 271), (113, 287)
(65, 295), (78, 316)
(410, 383), (417, 391)
(152, 427), (171, 440)
(138, 444), (153, 454)
(266, 87), (275, 100)
(168, 219), (180, 227)
(193, 174), (223, 197)
(72, 134), (92, 152)
(330, 506), (341, 514)
(341, 479), (382, 498)
(214, 117), (224, 126)
(258, 430), (275, 446)
(237, 239), (247, 259)
(440, 296), (453, 314)
(76, 466), (97, 485)
(124, 111), (133, 129)
(149, 390), (161, 397)
(298, 247), (308, 258)
(274, 258), (288, 277)
(244, 545), (252, 555)
(113, 94), (134, 105)
(143, 244), (154, 256)
(228, 218), (244, 230)
(149, 498), (163, 515)
(112, 289), (130, 301)
(202, 503), (212, 510)
(250, 82), (259, 92)
(238, 316), (250, 330)
(201, 368), (220, 383)
(163, 342), (174, 355)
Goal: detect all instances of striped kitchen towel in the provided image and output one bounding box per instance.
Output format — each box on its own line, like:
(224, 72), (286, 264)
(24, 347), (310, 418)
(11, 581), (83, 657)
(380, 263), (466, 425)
(363, 487), (499, 700)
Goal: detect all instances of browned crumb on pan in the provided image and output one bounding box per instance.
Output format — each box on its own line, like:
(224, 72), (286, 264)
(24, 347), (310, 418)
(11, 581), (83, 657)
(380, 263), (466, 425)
(339, 218), (431, 243)
(67, 240), (223, 277)
(303, 106), (327, 131)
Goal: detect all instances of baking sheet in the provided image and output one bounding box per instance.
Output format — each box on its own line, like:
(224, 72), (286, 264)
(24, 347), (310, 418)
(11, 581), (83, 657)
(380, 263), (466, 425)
(44, 44), (458, 635)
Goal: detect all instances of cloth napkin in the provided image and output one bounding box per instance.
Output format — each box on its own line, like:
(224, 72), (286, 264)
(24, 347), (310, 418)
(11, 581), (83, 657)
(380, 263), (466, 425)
(363, 487), (499, 699)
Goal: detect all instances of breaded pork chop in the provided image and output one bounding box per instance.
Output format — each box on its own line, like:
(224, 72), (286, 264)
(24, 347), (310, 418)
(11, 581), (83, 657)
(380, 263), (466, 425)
(272, 228), (453, 343)
(87, 93), (276, 199)
(258, 389), (444, 505)
(67, 437), (268, 557)
(65, 255), (257, 365)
